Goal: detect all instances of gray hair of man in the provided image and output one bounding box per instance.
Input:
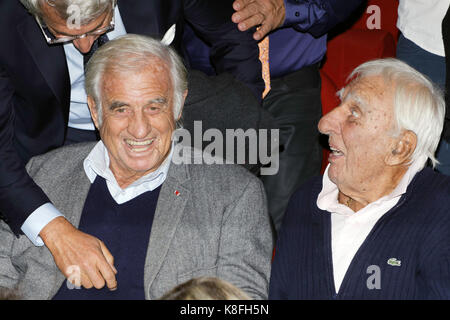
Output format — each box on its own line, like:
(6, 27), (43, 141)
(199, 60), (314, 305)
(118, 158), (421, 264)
(341, 58), (445, 168)
(85, 34), (188, 127)
(20, 0), (112, 25)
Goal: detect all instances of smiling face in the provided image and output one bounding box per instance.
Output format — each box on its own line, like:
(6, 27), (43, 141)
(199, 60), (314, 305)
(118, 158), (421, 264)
(88, 59), (177, 188)
(318, 75), (399, 197)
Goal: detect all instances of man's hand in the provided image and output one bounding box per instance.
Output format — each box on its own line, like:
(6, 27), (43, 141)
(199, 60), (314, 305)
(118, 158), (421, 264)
(232, 0), (286, 40)
(40, 217), (117, 290)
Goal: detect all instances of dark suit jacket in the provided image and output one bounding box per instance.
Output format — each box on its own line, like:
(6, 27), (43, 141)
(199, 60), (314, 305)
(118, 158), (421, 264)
(0, 0), (264, 234)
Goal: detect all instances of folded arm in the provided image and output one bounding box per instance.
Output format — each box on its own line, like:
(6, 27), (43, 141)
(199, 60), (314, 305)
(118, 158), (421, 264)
(184, 0), (264, 99)
(0, 66), (51, 235)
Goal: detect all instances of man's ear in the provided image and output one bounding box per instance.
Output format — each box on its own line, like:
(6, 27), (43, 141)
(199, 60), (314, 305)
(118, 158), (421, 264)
(87, 96), (100, 130)
(385, 130), (417, 166)
(175, 90), (188, 121)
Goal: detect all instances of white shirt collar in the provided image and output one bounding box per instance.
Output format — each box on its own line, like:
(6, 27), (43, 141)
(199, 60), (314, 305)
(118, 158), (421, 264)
(83, 141), (173, 204)
(317, 155), (427, 215)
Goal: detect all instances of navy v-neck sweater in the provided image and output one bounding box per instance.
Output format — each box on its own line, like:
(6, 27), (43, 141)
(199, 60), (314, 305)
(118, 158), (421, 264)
(269, 168), (450, 299)
(53, 177), (161, 300)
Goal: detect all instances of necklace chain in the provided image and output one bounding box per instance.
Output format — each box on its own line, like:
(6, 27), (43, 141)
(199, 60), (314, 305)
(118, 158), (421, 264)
(346, 197), (353, 207)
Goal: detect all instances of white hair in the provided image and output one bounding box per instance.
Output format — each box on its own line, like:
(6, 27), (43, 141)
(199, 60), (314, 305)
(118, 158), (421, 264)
(20, 0), (112, 25)
(85, 34), (188, 126)
(346, 58), (445, 168)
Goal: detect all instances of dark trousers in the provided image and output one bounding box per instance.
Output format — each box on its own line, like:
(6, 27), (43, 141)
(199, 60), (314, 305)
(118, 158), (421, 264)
(261, 65), (323, 234)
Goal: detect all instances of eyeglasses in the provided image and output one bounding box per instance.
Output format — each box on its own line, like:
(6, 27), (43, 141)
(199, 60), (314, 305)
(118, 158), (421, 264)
(35, 0), (116, 45)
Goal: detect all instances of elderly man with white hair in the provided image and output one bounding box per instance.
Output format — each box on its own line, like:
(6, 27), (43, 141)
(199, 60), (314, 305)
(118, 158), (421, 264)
(0, 34), (273, 300)
(269, 58), (450, 299)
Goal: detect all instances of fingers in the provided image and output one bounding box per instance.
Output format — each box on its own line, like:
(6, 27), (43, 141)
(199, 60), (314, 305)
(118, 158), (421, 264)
(235, 15), (273, 41)
(80, 272), (95, 289)
(232, 0), (286, 40)
(232, 1), (261, 27)
(254, 23), (272, 41)
(66, 255), (117, 290)
(65, 264), (98, 290)
(84, 264), (107, 290)
(100, 241), (117, 274)
(66, 264), (83, 289)
(98, 268), (118, 291)
(41, 219), (118, 291)
(232, 0), (252, 11)
(99, 241), (118, 290)
(237, 12), (266, 33)
(80, 241), (117, 290)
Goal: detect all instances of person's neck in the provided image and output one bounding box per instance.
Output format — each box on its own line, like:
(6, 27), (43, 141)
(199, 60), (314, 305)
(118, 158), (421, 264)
(338, 165), (409, 212)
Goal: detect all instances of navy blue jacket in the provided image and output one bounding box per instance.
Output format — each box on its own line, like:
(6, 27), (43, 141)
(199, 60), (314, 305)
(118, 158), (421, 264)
(269, 168), (450, 299)
(0, 0), (263, 234)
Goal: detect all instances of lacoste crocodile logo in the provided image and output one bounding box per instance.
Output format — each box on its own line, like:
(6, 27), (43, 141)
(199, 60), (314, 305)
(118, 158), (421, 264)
(387, 258), (401, 267)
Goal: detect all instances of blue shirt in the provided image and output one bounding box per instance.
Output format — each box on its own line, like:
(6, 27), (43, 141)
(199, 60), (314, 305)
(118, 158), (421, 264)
(182, 25), (325, 79)
(64, 5), (127, 130)
(267, 27), (326, 78)
(183, 0), (364, 78)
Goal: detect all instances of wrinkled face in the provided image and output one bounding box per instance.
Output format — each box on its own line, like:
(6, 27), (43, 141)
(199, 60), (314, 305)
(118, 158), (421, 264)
(318, 75), (397, 194)
(40, 1), (112, 53)
(90, 61), (176, 186)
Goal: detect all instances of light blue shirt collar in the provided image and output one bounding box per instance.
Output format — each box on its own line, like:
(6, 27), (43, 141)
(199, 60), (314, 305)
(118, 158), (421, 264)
(83, 141), (173, 204)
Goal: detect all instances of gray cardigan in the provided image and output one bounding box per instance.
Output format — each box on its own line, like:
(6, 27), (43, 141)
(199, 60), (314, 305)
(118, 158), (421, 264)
(0, 142), (273, 300)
